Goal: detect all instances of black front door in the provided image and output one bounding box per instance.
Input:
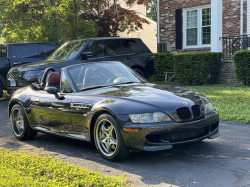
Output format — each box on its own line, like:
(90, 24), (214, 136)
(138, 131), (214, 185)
(31, 90), (73, 132)
(10, 44), (43, 67)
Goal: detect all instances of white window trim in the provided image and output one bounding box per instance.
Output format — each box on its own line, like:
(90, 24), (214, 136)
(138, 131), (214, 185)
(183, 5), (211, 49)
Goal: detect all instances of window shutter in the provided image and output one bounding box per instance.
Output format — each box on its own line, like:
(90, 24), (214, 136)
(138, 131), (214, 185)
(175, 9), (182, 49)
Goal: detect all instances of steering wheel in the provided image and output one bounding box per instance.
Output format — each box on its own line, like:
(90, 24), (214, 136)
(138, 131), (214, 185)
(106, 76), (117, 84)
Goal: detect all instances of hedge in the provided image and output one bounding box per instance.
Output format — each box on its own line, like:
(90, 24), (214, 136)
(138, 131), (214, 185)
(232, 50), (250, 86)
(148, 52), (174, 82)
(174, 52), (223, 85)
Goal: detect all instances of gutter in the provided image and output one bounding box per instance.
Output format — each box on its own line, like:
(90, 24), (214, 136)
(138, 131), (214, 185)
(157, 0), (160, 43)
(240, 0), (243, 35)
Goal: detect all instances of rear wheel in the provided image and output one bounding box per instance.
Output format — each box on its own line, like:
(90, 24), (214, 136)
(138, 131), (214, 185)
(0, 83), (3, 98)
(94, 114), (130, 161)
(10, 104), (37, 140)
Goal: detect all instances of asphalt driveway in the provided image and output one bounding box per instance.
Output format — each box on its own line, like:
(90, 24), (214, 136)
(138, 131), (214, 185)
(0, 99), (250, 187)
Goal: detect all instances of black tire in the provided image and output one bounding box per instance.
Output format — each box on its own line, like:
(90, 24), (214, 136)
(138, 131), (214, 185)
(94, 114), (130, 161)
(10, 104), (37, 140)
(0, 83), (3, 98)
(134, 68), (145, 78)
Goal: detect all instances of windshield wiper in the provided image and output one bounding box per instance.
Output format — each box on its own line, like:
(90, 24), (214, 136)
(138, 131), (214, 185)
(80, 82), (140, 91)
(80, 85), (111, 91)
(115, 81), (140, 85)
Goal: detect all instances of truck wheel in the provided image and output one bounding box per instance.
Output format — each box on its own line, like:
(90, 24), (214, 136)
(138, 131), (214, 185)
(0, 83), (3, 98)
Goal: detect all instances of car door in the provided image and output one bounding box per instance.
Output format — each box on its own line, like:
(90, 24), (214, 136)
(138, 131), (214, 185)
(30, 73), (73, 132)
(31, 91), (73, 132)
(10, 44), (43, 67)
(104, 39), (129, 63)
(79, 40), (109, 63)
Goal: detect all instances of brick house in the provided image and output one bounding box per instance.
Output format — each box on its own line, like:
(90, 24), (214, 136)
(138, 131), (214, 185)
(158, 0), (250, 83)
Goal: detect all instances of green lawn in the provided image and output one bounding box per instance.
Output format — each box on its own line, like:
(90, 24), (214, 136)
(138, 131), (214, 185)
(0, 148), (129, 187)
(185, 84), (250, 124)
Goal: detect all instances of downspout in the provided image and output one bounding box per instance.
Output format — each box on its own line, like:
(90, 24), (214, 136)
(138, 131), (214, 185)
(157, 0), (160, 43)
(240, 0), (243, 35)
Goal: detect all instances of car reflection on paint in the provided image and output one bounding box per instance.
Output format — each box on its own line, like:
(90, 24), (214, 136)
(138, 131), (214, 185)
(8, 61), (219, 161)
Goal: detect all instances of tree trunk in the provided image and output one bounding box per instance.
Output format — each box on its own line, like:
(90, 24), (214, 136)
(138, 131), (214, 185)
(50, 0), (55, 6)
(50, 0), (59, 45)
(74, 0), (79, 39)
(98, 0), (100, 21)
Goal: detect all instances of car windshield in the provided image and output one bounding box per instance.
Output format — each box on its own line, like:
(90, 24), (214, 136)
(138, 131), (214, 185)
(66, 62), (146, 91)
(47, 40), (88, 61)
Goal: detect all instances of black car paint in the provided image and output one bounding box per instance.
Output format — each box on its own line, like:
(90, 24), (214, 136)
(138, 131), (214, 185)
(8, 64), (219, 151)
(0, 43), (57, 90)
(6, 38), (155, 95)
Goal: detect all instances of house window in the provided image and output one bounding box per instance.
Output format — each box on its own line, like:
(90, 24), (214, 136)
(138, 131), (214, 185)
(183, 6), (211, 48)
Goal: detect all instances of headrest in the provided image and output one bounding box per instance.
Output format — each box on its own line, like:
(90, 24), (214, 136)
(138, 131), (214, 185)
(47, 72), (61, 85)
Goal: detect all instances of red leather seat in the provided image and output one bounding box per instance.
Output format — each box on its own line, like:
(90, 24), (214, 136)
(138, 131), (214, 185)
(46, 72), (61, 90)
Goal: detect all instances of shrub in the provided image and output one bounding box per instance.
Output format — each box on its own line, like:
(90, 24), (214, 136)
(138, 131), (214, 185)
(148, 52), (174, 82)
(232, 50), (250, 86)
(173, 52), (223, 85)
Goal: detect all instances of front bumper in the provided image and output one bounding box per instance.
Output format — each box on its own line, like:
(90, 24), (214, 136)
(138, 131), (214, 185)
(118, 111), (219, 151)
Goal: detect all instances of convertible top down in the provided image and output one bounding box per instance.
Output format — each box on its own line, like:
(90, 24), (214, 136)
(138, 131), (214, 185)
(8, 61), (219, 161)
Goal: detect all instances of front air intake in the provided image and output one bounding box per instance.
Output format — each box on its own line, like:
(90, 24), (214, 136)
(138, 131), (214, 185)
(176, 107), (191, 120)
(192, 105), (201, 118)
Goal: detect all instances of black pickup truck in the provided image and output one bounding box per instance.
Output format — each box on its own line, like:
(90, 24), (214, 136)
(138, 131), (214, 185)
(0, 43), (58, 98)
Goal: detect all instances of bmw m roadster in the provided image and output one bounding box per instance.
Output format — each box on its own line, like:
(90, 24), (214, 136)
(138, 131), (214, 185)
(8, 61), (219, 161)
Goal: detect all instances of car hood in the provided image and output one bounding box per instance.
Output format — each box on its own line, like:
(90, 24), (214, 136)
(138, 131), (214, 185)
(75, 83), (205, 115)
(11, 59), (74, 71)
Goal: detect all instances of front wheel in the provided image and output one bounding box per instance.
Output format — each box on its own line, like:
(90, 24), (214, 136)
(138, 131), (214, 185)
(94, 114), (130, 161)
(10, 104), (37, 140)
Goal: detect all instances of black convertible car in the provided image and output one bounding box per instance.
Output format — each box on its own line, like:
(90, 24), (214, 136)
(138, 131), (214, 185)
(8, 61), (219, 161)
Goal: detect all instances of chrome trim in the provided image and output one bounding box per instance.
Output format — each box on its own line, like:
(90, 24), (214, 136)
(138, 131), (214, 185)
(70, 103), (92, 109)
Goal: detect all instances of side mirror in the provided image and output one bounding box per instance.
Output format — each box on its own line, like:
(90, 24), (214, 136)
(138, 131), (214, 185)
(81, 51), (93, 60)
(45, 86), (58, 94)
(45, 86), (64, 100)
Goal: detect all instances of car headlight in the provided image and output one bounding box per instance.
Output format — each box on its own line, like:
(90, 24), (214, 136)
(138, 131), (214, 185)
(129, 112), (172, 123)
(204, 102), (214, 114)
(24, 70), (44, 79)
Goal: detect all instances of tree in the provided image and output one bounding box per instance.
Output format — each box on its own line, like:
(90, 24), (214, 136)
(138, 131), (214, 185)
(146, 0), (157, 22)
(0, 0), (96, 44)
(81, 0), (150, 37)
